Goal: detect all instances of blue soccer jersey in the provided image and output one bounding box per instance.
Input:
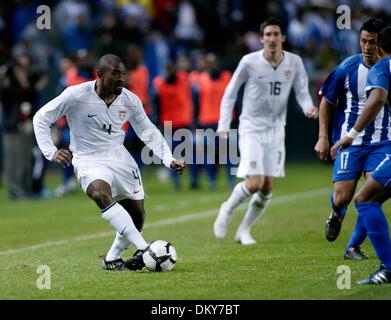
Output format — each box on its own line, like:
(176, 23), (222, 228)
(366, 56), (391, 105)
(319, 54), (391, 146)
(368, 56), (391, 189)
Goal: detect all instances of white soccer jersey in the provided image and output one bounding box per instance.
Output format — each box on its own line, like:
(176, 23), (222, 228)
(33, 81), (174, 167)
(217, 49), (314, 133)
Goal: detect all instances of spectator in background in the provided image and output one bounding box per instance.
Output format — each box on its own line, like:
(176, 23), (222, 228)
(62, 12), (92, 55)
(54, 0), (91, 34)
(121, 0), (150, 31)
(153, 60), (193, 190)
(53, 51), (95, 197)
(189, 53), (207, 87)
(191, 53), (234, 189)
(173, 0), (203, 56)
(10, 0), (37, 44)
(0, 52), (46, 199)
(117, 12), (145, 54)
(95, 11), (121, 57)
(123, 45), (150, 169)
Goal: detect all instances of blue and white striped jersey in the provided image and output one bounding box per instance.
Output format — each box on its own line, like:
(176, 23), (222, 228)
(319, 54), (391, 146)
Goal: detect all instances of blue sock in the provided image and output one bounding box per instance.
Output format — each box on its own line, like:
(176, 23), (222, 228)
(346, 215), (367, 249)
(330, 192), (347, 218)
(356, 202), (391, 270)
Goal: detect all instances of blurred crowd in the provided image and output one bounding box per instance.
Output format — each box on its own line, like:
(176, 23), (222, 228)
(0, 0), (390, 199)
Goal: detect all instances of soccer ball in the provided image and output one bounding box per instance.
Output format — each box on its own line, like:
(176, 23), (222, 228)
(142, 240), (177, 272)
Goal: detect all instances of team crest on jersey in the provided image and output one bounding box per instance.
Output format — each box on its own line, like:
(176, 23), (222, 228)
(284, 70), (292, 79)
(118, 110), (126, 120)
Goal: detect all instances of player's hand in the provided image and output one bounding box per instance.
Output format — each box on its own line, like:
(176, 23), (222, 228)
(330, 136), (354, 160)
(52, 149), (73, 168)
(314, 138), (330, 161)
(170, 159), (186, 175)
(218, 131), (228, 139)
(305, 106), (318, 119)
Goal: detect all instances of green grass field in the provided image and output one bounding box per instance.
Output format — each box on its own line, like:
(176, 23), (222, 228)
(1, 162), (390, 300)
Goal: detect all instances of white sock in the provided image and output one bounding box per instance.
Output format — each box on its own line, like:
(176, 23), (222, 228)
(224, 181), (251, 215)
(105, 232), (133, 261)
(238, 192), (272, 232)
(101, 202), (148, 250)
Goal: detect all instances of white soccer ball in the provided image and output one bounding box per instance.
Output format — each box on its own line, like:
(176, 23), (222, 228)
(142, 240), (177, 272)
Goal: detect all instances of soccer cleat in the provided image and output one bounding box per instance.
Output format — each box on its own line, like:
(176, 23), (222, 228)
(124, 249), (146, 271)
(102, 257), (127, 271)
(344, 246), (368, 260)
(235, 230), (256, 245)
(325, 212), (343, 242)
(213, 202), (232, 240)
(358, 265), (391, 285)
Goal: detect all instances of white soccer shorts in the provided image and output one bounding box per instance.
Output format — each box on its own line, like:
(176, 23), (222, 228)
(72, 145), (144, 201)
(236, 126), (285, 178)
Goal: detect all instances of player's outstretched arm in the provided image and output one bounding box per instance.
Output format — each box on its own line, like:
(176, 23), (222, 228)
(170, 159), (186, 175)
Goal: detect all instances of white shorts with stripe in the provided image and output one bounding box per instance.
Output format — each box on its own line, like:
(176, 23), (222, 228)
(237, 126), (285, 178)
(72, 145), (144, 201)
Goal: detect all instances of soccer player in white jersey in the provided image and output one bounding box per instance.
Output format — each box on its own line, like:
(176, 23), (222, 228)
(213, 17), (318, 245)
(33, 54), (185, 271)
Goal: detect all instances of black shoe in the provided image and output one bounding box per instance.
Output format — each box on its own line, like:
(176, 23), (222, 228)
(325, 212), (343, 242)
(124, 249), (146, 271)
(344, 247), (368, 260)
(102, 258), (127, 271)
(358, 265), (391, 285)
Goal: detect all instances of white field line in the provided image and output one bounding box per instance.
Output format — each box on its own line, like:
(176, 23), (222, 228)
(0, 188), (329, 255)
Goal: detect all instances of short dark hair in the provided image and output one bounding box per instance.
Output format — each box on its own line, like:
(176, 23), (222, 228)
(378, 26), (391, 53)
(97, 54), (123, 72)
(260, 17), (285, 36)
(360, 18), (388, 34)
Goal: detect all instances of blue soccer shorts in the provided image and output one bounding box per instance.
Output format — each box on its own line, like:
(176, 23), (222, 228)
(333, 143), (391, 182)
(371, 154), (391, 189)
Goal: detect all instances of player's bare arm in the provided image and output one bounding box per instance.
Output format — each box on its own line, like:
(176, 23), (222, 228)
(170, 159), (186, 175)
(52, 149), (73, 168)
(330, 88), (387, 159)
(314, 98), (333, 160)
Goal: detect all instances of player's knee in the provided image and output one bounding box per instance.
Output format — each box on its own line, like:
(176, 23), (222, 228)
(333, 190), (352, 207)
(246, 180), (263, 194)
(87, 188), (113, 208)
(354, 193), (369, 205)
(261, 181), (274, 195)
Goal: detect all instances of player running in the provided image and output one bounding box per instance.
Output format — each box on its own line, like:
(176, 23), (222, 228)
(330, 27), (391, 284)
(33, 54), (185, 271)
(213, 17), (318, 245)
(315, 18), (389, 259)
